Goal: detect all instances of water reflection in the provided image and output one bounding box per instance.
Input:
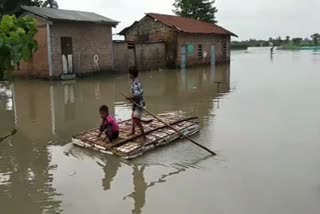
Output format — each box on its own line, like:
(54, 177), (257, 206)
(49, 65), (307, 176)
(92, 150), (213, 214)
(0, 64), (230, 214)
(101, 156), (121, 191)
(129, 166), (147, 214)
(120, 155), (212, 214)
(0, 84), (15, 135)
(0, 82), (62, 214)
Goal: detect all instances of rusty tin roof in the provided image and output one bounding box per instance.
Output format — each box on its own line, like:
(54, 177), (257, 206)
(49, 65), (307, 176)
(147, 13), (237, 36)
(120, 13), (236, 37)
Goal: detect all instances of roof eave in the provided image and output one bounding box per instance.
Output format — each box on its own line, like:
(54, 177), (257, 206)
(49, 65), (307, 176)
(21, 6), (119, 27)
(20, 10), (49, 20)
(229, 33), (238, 37)
(177, 31), (238, 37)
(119, 21), (139, 35)
(47, 18), (119, 26)
(146, 13), (178, 32)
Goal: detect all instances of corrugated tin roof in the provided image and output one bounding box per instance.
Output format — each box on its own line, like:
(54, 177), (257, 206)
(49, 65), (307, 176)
(147, 13), (236, 36)
(132, 13), (236, 36)
(21, 6), (119, 26)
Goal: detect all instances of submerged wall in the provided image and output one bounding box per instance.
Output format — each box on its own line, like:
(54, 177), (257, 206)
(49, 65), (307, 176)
(113, 41), (166, 72)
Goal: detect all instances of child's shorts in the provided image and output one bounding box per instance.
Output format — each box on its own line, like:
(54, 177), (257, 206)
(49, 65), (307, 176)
(132, 108), (143, 119)
(107, 130), (119, 141)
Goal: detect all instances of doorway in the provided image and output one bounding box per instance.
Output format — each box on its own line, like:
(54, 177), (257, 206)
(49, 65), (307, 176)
(61, 37), (74, 74)
(211, 46), (216, 65)
(181, 46), (187, 68)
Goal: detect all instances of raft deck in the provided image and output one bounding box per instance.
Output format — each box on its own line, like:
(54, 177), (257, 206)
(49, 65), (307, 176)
(72, 113), (200, 159)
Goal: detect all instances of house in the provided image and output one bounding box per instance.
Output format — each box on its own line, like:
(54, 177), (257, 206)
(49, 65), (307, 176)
(120, 13), (237, 68)
(113, 40), (166, 72)
(18, 6), (118, 79)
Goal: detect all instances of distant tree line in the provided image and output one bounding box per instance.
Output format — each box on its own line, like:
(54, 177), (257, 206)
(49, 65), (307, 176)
(231, 33), (320, 50)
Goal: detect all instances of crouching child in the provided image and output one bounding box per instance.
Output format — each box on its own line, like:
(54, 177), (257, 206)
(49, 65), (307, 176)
(98, 105), (119, 142)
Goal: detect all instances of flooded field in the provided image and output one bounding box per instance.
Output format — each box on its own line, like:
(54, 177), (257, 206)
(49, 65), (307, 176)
(1, 48), (320, 214)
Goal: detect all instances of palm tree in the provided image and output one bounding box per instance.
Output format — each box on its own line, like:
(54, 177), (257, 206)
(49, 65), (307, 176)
(311, 33), (320, 46)
(286, 36), (290, 44)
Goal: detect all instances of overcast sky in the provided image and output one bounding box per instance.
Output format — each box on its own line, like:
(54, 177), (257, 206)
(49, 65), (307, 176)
(57, 0), (319, 40)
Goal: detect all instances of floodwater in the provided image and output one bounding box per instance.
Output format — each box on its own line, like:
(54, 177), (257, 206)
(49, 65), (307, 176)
(1, 48), (320, 214)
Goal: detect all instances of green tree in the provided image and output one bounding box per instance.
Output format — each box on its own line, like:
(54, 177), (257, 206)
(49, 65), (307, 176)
(274, 36), (282, 46)
(0, 0), (43, 17)
(0, 15), (38, 80)
(285, 36), (290, 44)
(311, 33), (320, 46)
(292, 37), (303, 46)
(173, 0), (218, 24)
(276, 36), (282, 43)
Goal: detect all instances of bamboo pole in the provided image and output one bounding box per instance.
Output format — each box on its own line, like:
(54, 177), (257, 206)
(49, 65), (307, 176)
(0, 129), (17, 143)
(122, 93), (216, 156)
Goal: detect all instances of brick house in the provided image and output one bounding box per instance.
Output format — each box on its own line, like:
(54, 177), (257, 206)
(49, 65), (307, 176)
(18, 6), (118, 79)
(120, 13), (237, 68)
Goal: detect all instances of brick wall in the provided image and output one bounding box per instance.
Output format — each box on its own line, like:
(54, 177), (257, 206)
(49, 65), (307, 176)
(125, 16), (173, 42)
(113, 42), (166, 72)
(113, 42), (129, 72)
(123, 15), (231, 68)
(135, 42), (166, 71)
(177, 33), (231, 66)
(50, 22), (114, 77)
(124, 16), (178, 68)
(18, 24), (50, 78)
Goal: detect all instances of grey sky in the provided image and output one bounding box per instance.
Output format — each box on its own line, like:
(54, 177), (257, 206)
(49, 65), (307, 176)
(58, 0), (319, 40)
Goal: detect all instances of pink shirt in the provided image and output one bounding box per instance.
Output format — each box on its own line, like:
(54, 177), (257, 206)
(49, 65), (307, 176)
(104, 115), (119, 132)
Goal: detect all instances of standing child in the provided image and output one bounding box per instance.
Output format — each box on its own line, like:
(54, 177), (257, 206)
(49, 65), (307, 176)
(126, 68), (146, 139)
(98, 105), (119, 142)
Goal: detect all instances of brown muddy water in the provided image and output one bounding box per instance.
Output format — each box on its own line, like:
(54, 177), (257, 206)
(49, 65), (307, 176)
(1, 48), (320, 214)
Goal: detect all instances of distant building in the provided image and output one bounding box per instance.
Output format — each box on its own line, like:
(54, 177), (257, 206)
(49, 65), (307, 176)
(113, 40), (167, 73)
(18, 6), (118, 79)
(120, 13), (237, 68)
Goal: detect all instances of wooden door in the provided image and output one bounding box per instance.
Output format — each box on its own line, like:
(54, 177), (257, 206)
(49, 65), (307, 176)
(181, 46), (187, 68)
(211, 46), (216, 65)
(61, 37), (73, 74)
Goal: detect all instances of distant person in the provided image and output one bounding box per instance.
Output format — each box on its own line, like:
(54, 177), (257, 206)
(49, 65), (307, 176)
(98, 105), (119, 142)
(270, 47), (274, 55)
(270, 42), (275, 55)
(125, 68), (146, 139)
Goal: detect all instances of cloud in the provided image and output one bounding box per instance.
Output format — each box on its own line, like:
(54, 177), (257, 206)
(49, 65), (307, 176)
(57, 0), (320, 40)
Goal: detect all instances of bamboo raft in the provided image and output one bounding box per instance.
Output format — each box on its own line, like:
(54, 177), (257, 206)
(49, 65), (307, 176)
(72, 113), (200, 159)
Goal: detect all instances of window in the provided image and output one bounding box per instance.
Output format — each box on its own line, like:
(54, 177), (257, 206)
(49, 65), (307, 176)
(61, 37), (73, 55)
(222, 42), (228, 58)
(128, 42), (136, 49)
(187, 44), (195, 55)
(198, 45), (203, 60)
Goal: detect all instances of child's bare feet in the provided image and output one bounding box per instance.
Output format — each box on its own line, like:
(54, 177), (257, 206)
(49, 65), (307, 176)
(103, 137), (111, 144)
(97, 133), (101, 139)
